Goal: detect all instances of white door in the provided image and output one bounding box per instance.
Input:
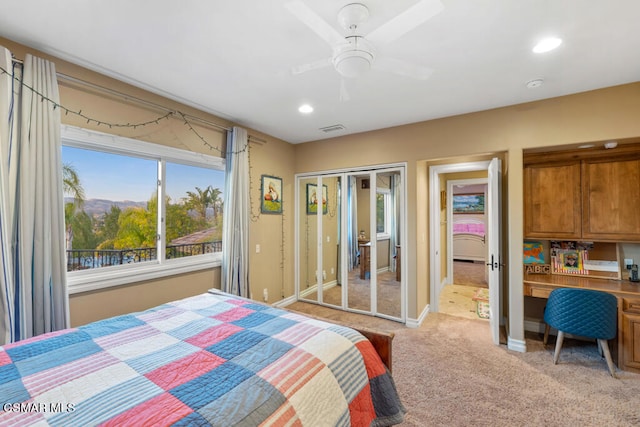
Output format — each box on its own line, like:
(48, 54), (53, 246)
(487, 157), (502, 345)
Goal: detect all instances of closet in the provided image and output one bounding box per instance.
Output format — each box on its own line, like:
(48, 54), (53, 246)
(296, 165), (406, 322)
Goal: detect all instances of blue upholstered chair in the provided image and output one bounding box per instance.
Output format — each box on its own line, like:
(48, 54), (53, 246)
(543, 288), (618, 377)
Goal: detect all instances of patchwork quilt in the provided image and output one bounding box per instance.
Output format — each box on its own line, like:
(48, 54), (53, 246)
(0, 292), (405, 426)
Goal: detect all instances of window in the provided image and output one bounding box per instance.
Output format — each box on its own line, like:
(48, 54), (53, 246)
(62, 125), (225, 293)
(376, 189), (391, 239)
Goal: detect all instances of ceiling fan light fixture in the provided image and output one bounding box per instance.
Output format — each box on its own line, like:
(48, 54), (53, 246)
(332, 36), (374, 78)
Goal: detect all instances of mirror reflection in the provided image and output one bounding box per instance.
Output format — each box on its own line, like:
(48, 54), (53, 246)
(297, 167), (403, 322)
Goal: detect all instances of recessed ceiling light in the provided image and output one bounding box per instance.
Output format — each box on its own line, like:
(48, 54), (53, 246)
(298, 104), (314, 114)
(533, 37), (562, 53)
(577, 144), (595, 149)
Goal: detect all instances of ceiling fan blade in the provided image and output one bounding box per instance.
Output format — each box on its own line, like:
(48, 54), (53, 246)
(291, 57), (332, 75)
(367, 0), (444, 46)
(285, 0), (344, 47)
(374, 57), (433, 80)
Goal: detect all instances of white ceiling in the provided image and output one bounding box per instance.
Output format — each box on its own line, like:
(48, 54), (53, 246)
(1, 0), (639, 144)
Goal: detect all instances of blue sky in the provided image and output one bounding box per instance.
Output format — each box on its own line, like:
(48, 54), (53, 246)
(63, 146), (225, 202)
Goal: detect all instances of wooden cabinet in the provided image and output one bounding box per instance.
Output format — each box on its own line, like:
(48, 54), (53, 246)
(524, 161), (582, 239)
(621, 297), (640, 372)
(582, 157), (640, 241)
(524, 143), (640, 241)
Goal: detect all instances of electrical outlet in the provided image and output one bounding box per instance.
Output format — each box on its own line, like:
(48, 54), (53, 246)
(263, 288), (268, 302)
(256, 244), (261, 254)
(322, 270), (326, 280)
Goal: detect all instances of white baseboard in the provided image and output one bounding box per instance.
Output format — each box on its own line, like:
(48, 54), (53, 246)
(507, 337), (527, 353)
(406, 304), (430, 328)
(273, 295), (297, 308)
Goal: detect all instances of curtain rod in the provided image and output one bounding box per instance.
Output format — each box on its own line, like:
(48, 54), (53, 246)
(11, 55), (265, 145)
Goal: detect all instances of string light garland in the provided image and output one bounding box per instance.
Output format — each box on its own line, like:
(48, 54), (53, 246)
(0, 63), (249, 156)
(5, 57), (287, 295)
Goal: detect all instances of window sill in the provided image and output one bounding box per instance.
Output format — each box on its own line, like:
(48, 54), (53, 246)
(67, 254), (222, 294)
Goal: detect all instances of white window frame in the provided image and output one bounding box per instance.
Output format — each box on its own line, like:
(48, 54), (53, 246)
(62, 125), (225, 294)
(376, 188), (391, 240)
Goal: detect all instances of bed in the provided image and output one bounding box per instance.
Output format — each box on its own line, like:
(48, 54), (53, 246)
(452, 218), (486, 262)
(0, 291), (404, 426)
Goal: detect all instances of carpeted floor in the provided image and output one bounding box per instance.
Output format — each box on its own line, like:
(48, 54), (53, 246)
(286, 301), (640, 427)
(453, 260), (487, 288)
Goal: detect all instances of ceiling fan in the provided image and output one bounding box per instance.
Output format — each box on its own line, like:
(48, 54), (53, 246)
(285, 0), (444, 83)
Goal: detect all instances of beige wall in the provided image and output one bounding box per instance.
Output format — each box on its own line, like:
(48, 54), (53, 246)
(69, 269), (220, 326)
(294, 82), (640, 343)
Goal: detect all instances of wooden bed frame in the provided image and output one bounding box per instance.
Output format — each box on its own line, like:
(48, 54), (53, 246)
(452, 218), (486, 262)
(210, 289), (395, 373)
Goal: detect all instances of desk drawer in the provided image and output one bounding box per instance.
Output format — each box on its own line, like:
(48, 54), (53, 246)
(524, 283), (552, 298)
(530, 287), (552, 298)
(623, 298), (640, 314)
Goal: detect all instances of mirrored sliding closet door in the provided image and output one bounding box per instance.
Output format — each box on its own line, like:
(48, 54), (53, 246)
(296, 165), (405, 323)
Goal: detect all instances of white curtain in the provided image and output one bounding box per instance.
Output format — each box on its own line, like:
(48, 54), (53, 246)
(0, 47), (69, 344)
(221, 126), (250, 297)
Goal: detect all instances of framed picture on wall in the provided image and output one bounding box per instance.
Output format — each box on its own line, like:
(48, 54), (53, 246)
(306, 183), (327, 214)
(260, 175), (282, 214)
(452, 193), (485, 214)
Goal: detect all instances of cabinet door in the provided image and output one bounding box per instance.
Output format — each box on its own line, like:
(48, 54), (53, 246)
(524, 162), (581, 239)
(582, 158), (640, 241)
(621, 302), (640, 371)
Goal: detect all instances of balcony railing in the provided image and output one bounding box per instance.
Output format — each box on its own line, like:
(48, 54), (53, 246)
(66, 241), (222, 271)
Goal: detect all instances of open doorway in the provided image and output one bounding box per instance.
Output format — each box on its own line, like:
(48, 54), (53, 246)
(429, 158), (504, 345)
(440, 178), (488, 320)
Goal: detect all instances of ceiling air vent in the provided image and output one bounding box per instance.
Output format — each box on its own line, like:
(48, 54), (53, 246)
(319, 124), (346, 133)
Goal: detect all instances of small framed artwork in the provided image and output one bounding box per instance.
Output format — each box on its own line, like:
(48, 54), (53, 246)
(260, 175), (282, 214)
(306, 183), (328, 215)
(523, 241), (545, 264)
(452, 193), (485, 214)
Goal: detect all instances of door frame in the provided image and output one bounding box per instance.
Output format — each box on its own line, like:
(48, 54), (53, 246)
(429, 159), (504, 341)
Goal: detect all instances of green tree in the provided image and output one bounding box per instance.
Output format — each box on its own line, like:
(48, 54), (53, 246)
(113, 206), (156, 249)
(62, 163), (86, 250)
(63, 162), (85, 204)
(166, 202), (198, 243)
(96, 205), (122, 250)
(70, 211), (99, 250)
(185, 186), (214, 224)
(209, 187), (223, 219)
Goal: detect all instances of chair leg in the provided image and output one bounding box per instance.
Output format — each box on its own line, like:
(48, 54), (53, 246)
(598, 339), (617, 378)
(553, 331), (564, 364)
(543, 324), (550, 346)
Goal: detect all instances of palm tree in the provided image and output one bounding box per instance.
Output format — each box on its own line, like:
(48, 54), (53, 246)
(62, 163), (85, 250)
(209, 187), (222, 219)
(185, 186), (214, 222)
(63, 163), (85, 204)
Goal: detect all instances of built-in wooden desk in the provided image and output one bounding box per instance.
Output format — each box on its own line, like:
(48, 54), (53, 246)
(524, 273), (640, 373)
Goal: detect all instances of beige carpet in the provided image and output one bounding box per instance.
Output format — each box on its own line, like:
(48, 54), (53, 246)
(286, 302), (640, 427)
(453, 260), (487, 288)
